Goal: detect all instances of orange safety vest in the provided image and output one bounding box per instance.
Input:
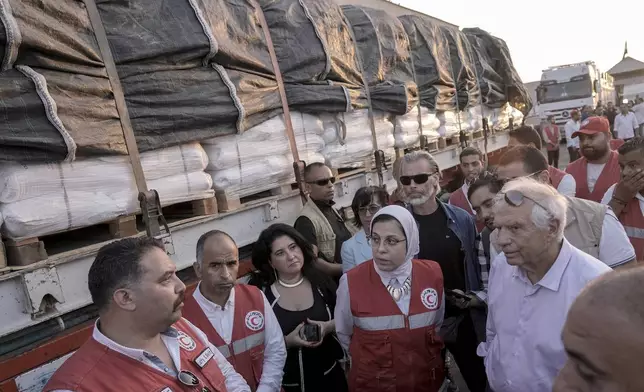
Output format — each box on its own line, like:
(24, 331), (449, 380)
(184, 284), (266, 391)
(565, 150), (621, 203)
(347, 259), (445, 392)
(43, 318), (227, 392)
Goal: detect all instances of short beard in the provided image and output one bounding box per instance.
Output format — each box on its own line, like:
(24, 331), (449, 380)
(408, 194), (432, 205)
(582, 147), (608, 161)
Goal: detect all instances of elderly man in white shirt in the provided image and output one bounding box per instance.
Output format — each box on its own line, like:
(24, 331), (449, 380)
(614, 103), (639, 140)
(183, 230), (286, 392)
(478, 177), (611, 392)
(564, 109), (581, 162)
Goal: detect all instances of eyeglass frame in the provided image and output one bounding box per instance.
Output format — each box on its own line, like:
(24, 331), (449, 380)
(366, 235), (407, 248)
(399, 171), (439, 186)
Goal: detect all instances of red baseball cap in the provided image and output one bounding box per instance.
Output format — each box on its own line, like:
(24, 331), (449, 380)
(571, 116), (610, 138)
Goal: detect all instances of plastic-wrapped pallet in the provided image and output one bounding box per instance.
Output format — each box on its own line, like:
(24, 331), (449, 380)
(203, 113), (326, 197)
(392, 107), (441, 149)
(321, 110), (395, 168)
(0, 143), (214, 240)
(486, 104), (525, 131)
(437, 111), (470, 137)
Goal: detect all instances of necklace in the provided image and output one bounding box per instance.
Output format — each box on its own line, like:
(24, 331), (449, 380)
(387, 277), (411, 301)
(278, 277), (304, 288)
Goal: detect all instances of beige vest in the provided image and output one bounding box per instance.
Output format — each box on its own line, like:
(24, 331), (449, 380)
(299, 199), (357, 261)
(489, 196), (605, 260)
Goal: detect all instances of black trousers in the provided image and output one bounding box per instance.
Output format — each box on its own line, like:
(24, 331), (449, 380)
(547, 149), (559, 168)
(446, 314), (488, 392)
(567, 147), (579, 163)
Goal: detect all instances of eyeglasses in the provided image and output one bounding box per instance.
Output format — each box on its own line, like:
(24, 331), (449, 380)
(307, 177), (336, 186)
(358, 204), (382, 216)
(504, 189), (551, 214)
(178, 370), (211, 392)
(367, 236), (407, 248)
(399, 172), (437, 186)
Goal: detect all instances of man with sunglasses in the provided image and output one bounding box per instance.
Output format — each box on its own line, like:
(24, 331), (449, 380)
(400, 150), (488, 392)
(45, 237), (250, 392)
(492, 145), (636, 269)
(506, 125), (576, 197)
(449, 147), (487, 233)
(479, 177), (611, 392)
(565, 116), (621, 203)
(295, 162), (357, 278)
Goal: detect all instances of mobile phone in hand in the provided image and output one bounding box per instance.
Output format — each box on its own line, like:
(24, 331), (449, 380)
(300, 323), (321, 342)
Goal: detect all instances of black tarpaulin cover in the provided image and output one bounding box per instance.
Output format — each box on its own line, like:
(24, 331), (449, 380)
(462, 27), (532, 113)
(439, 25), (481, 110)
(340, 5), (417, 115)
(399, 14), (456, 111)
(464, 32), (506, 107)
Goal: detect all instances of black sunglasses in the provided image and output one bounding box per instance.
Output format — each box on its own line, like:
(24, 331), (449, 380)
(504, 190), (550, 213)
(399, 172), (436, 186)
(358, 204), (382, 215)
(307, 177), (336, 186)
(178, 370), (211, 391)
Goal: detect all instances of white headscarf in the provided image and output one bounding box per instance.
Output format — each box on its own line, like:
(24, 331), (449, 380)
(370, 205), (420, 276)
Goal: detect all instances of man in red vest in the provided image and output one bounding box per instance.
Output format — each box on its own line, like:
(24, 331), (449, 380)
(542, 115), (561, 168)
(183, 230), (286, 392)
(44, 237), (250, 392)
(507, 125), (576, 197)
(601, 137), (644, 262)
(449, 147), (486, 232)
(566, 116), (621, 203)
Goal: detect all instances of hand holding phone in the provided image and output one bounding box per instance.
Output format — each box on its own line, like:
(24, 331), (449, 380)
(299, 323), (321, 342)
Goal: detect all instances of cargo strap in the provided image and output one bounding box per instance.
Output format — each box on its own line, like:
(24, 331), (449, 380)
(83, 0), (174, 253)
(253, 1), (306, 203)
(341, 11), (385, 188)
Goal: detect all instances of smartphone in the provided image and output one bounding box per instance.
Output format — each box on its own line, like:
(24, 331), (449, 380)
(300, 323), (321, 342)
(446, 289), (471, 301)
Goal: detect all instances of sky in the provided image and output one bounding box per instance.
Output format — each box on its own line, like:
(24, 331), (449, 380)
(398, 0), (644, 83)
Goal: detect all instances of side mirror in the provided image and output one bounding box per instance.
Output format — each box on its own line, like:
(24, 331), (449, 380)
(593, 80), (599, 93)
(537, 87), (545, 102)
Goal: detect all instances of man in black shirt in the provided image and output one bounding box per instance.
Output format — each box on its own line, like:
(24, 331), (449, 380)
(604, 101), (618, 138)
(400, 150), (487, 392)
(294, 163), (355, 278)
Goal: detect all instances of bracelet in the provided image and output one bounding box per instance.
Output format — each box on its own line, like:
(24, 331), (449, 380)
(611, 196), (628, 205)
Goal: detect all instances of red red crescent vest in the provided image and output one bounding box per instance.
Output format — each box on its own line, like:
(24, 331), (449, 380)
(618, 198), (644, 261)
(548, 165), (566, 190)
(610, 139), (625, 150)
(347, 259), (445, 392)
(544, 125), (559, 150)
(565, 150), (621, 202)
(449, 187), (486, 233)
(183, 284), (265, 391)
(43, 318), (227, 392)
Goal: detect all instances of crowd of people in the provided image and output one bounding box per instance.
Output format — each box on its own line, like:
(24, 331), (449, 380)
(43, 121), (643, 391)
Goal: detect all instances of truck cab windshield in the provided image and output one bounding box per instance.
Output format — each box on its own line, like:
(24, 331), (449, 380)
(538, 80), (592, 104)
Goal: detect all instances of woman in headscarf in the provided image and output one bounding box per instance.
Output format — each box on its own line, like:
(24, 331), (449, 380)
(335, 205), (446, 392)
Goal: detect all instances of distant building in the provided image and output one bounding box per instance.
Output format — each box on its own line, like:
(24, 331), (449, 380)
(331, 0), (457, 27)
(607, 56), (644, 102)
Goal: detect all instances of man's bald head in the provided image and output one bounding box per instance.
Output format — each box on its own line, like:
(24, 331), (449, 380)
(554, 268), (644, 392)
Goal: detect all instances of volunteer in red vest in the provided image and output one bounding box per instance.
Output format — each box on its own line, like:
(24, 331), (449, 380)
(449, 146), (486, 232)
(565, 116), (621, 203)
(335, 205), (447, 392)
(507, 125), (576, 197)
(602, 137), (644, 262)
(183, 230), (287, 391)
(542, 115), (561, 168)
(44, 237), (250, 392)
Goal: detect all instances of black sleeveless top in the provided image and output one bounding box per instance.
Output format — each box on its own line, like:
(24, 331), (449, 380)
(264, 285), (343, 388)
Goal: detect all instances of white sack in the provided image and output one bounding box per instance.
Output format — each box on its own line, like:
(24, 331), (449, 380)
(392, 107), (441, 148)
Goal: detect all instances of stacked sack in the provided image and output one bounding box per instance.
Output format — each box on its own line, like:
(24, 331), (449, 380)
(0, 144), (213, 240)
(203, 113), (326, 197)
(321, 110), (395, 168)
(391, 107), (441, 149)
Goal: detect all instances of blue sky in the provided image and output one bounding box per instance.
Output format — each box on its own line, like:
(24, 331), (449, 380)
(399, 0), (644, 83)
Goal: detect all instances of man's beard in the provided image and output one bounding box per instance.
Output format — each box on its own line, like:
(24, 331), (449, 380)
(581, 146), (608, 161)
(408, 194), (431, 205)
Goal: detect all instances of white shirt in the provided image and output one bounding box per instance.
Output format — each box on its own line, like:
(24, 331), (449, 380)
(556, 174), (577, 197)
(632, 102), (644, 125)
(601, 183), (644, 216)
(614, 112), (639, 139)
(564, 119), (580, 148)
(334, 260), (445, 352)
(193, 284), (286, 392)
(586, 163), (606, 193)
(478, 239), (611, 392)
(489, 205), (635, 268)
(52, 319), (250, 392)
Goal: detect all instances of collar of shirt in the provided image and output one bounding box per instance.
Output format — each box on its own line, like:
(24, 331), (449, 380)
(511, 239), (573, 292)
(92, 320), (179, 366)
(374, 258), (412, 285)
(313, 199), (336, 209)
(193, 282), (235, 312)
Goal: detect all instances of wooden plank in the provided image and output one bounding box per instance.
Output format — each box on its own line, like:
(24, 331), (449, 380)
(4, 239), (47, 267)
(107, 215), (137, 238)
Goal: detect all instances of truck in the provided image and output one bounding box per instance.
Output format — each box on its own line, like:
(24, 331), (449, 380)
(535, 61), (616, 137)
(0, 1), (523, 390)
